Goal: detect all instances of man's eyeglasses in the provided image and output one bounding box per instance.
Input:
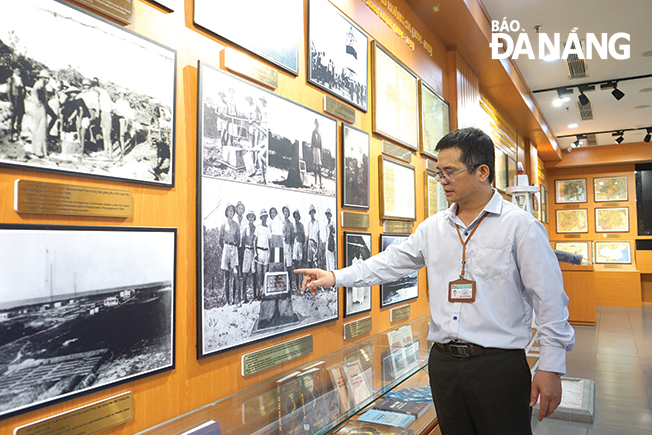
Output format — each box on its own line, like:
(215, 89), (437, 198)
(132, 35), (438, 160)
(433, 165), (479, 183)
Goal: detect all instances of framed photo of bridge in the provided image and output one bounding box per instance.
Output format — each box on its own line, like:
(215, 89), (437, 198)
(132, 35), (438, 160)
(0, 224), (176, 419)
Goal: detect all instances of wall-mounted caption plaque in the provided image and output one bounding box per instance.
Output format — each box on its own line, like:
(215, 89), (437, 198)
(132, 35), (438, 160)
(241, 335), (313, 377)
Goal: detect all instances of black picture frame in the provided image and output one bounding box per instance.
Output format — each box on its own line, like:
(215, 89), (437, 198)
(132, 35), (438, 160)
(194, 0), (301, 76)
(197, 62), (339, 359)
(343, 232), (372, 317)
(198, 61), (338, 197)
(379, 234), (418, 308)
(342, 124), (370, 210)
(308, 0), (368, 112)
(0, 224), (176, 419)
(0, 0), (177, 186)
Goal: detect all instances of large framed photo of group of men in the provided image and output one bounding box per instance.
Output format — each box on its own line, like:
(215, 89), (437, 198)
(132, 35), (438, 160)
(198, 62), (337, 196)
(194, 0), (302, 76)
(0, 225), (176, 419)
(197, 63), (339, 358)
(308, 0), (369, 112)
(0, 0), (176, 186)
(343, 232), (372, 317)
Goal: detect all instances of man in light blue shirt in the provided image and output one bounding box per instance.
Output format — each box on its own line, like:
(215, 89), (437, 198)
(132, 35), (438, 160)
(296, 127), (574, 434)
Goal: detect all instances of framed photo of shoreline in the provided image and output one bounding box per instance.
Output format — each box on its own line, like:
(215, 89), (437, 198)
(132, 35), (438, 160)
(0, 224), (176, 419)
(372, 41), (419, 151)
(379, 156), (416, 221)
(420, 80), (449, 159)
(308, 0), (368, 111)
(343, 232), (372, 317)
(379, 234), (418, 308)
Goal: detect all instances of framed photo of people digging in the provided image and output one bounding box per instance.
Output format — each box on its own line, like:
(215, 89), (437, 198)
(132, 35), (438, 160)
(194, 0), (301, 76)
(420, 80), (449, 159)
(342, 124), (370, 210)
(379, 155), (416, 221)
(198, 178), (338, 358)
(343, 232), (372, 317)
(308, 0), (368, 111)
(379, 234), (418, 308)
(372, 41), (419, 151)
(0, 0), (177, 186)
(0, 224), (176, 419)
(198, 61), (338, 197)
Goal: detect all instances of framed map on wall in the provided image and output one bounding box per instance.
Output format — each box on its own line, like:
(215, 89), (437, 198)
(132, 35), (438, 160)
(594, 176), (628, 202)
(556, 209), (589, 233)
(595, 207), (629, 232)
(595, 241), (632, 264)
(555, 179), (587, 203)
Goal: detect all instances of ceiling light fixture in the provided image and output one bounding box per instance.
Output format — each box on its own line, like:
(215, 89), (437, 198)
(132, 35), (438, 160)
(568, 123), (579, 129)
(612, 86), (625, 101)
(553, 89), (573, 107)
(578, 91), (590, 106)
(645, 128), (652, 143)
(613, 131), (624, 144)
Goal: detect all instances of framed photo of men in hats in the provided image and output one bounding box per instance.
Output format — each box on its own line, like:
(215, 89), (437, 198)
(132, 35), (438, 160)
(0, 0), (176, 186)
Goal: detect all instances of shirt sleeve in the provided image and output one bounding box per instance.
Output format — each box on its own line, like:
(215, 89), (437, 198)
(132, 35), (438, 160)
(334, 225), (426, 288)
(515, 219), (575, 374)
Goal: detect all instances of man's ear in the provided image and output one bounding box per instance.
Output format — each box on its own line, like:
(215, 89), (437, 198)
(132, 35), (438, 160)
(477, 164), (491, 183)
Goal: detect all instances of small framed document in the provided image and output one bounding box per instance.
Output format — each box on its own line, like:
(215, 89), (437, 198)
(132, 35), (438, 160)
(380, 155), (416, 221)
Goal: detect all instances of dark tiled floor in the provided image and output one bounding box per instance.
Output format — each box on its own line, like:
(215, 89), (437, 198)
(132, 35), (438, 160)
(531, 305), (652, 434)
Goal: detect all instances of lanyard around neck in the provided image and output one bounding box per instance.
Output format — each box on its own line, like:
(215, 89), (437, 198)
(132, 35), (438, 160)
(454, 212), (489, 279)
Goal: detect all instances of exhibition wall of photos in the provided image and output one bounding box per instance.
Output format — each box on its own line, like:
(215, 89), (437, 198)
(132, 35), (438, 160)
(0, 0), (451, 419)
(552, 175), (634, 265)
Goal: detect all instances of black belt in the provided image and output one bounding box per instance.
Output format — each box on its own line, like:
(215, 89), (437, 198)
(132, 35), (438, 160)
(434, 342), (505, 358)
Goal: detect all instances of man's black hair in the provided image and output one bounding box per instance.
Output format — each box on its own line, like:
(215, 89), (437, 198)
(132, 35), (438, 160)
(435, 127), (495, 184)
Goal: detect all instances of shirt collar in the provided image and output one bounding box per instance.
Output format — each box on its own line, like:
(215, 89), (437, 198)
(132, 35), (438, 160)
(444, 189), (504, 226)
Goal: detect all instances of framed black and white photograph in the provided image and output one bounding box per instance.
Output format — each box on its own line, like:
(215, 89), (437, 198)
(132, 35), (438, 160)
(308, 0), (368, 111)
(194, 0), (302, 76)
(380, 156), (416, 221)
(372, 41), (419, 151)
(198, 178), (338, 358)
(342, 124), (370, 209)
(0, 0), (177, 186)
(0, 225), (176, 419)
(343, 232), (372, 317)
(380, 234), (418, 308)
(420, 80), (449, 159)
(199, 62), (338, 196)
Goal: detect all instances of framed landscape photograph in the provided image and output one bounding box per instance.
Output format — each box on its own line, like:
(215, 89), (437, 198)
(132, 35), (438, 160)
(198, 178), (338, 358)
(595, 207), (629, 233)
(556, 209), (589, 233)
(555, 179), (587, 204)
(0, 0), (177, 186)
(194, 0), (301, 75)
(379, 156), (416, 221)
(419, 80), (449, 159)
(554, 241), (591, 264)
(0, 224), (176, 419)
(380, 234), (418, 308)
(198, 62), (338, 196)
(342, 124), (370, 209)
(308, 0), (368, 111)
(594, 176), (628, 202)
(372, 41), (419, 150)
(343, 232), (372, 317)
(595, 241), (632, 264)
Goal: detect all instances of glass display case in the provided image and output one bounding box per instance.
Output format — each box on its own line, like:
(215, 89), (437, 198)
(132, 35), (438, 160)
(138, 315), (437, 435)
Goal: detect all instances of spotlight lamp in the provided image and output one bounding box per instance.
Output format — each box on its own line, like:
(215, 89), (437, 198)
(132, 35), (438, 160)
(578, 91), (590, 106)
(612, 86), (625, 100)
(612, 131), (624, 144)
(645, 128), (652, 143)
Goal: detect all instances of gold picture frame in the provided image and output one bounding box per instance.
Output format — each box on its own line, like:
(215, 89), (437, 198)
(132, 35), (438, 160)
(419, 80), (449, 159)
(380, 155), (416, 221)
(556, 209), (589, 233)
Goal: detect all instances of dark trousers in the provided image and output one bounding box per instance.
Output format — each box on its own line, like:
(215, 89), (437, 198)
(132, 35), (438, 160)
(428, 344), (532, 435)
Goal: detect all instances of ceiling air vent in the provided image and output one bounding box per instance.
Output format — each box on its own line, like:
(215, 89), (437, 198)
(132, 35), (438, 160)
(564, 40), (588, 80)
(576, 100), (594, 121)
(586, 134), (598, 146)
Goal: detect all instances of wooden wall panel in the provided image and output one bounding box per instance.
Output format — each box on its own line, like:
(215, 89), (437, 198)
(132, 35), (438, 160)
(594, 271), (641, 307)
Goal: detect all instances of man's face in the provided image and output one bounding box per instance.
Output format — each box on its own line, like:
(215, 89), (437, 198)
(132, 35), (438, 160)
(261, 216), (268, 225)
(226, 207), (235, 218)
(237, 204), (245, 216)
(436, 147), (479, 205)
(283, 208), (290, 219)
(270, 209), (277, 219)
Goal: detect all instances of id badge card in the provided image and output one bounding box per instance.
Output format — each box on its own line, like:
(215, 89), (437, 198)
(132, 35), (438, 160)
(448, 278), (476, 303)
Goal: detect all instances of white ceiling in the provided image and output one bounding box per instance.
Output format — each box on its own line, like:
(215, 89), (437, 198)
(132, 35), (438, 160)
(481, 0), (652, 152)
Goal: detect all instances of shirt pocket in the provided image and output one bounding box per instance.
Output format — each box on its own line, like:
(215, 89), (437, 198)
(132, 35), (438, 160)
(468, 238), (515, 282)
